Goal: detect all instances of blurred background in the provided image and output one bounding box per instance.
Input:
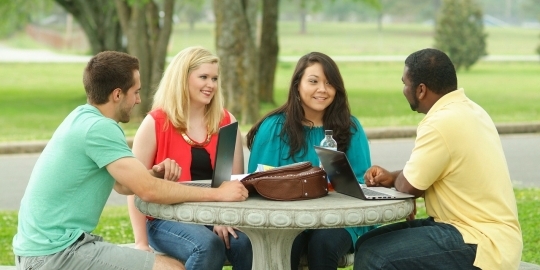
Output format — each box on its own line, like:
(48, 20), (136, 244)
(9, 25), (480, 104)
(1, 0), (539, 140)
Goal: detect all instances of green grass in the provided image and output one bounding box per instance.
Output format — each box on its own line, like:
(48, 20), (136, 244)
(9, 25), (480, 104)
(1, 22), (538, 141)
(170, 21), (540, 56)
(1, 188), (538, 266)
(1, 61), (539, 141)
(5, 21), (540, 57)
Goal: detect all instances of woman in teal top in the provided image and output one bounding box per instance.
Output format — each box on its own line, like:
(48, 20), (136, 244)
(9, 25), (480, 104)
(246, 52), (373, 270)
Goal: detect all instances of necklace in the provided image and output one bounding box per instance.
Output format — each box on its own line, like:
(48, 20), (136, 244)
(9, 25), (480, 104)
(181, 132), (212, 147)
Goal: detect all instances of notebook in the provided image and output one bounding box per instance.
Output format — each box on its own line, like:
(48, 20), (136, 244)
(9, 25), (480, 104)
(314, 146), (415, 200)
(181, 122), (238, 188)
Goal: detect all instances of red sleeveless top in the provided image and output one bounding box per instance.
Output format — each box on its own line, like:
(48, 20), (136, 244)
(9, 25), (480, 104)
(149, 109), (231, 181)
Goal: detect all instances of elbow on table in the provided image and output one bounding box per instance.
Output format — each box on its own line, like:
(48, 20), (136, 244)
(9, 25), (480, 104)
(135, 188), (161, 203)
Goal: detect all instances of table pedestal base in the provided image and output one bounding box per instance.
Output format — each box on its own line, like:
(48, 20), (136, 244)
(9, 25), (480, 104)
(240, 227), (304, 270)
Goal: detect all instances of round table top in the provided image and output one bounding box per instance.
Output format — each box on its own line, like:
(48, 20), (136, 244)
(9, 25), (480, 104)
(136, 192), (414, 229)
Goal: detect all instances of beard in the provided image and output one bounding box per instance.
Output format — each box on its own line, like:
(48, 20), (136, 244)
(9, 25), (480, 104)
(409, 96), (419, 112)
(408, 88), (419, 112)
(118, 103), (132, 123)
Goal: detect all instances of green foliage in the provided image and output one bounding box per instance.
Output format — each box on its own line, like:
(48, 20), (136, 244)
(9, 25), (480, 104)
(434, 0), (487, 71)
(0, 0), (53, 38)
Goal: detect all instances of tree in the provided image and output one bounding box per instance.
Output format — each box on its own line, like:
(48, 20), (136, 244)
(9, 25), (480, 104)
(0, 0), (53, 38)
(55, 0), (125, 54)
(213, 0), (260, 124)
(258, 0), (280, 104)
(115, 0), (175, 116)
(537, 34), (540, 57)
(176, 0), (206, 31)
(434, 0), (487, 70)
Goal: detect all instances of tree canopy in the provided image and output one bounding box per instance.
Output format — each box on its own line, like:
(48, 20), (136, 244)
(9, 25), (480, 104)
(434, 0), (487, 70)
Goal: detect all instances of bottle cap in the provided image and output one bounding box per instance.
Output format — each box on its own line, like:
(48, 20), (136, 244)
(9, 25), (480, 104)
(325, 130), (333, 135)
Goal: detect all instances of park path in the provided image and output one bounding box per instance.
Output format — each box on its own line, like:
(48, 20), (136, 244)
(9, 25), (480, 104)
(1, 133), (540, 210)
(1, 44), (539, 63)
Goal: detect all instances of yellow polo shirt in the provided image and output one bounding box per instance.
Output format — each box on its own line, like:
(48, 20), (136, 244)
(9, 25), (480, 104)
(403, 89), (522, 270)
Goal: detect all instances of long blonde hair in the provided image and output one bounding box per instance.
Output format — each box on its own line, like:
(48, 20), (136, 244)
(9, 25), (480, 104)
(152, 46), (224, 134)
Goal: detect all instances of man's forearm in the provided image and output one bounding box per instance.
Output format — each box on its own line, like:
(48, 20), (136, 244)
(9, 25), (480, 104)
(114, 182), (134, 195)
(136, 177), (221, 204)
(394, 170), (424, 197)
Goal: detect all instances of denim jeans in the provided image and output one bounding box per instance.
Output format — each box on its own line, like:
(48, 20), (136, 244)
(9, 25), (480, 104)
(354, 218), (479, 270)
(147, 219), (252, 270)
(291, 228), (352, 270)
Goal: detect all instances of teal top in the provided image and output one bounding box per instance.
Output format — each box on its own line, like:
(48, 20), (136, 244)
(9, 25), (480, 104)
(13, 104), (134, 256)
(248, 113), (374, 247)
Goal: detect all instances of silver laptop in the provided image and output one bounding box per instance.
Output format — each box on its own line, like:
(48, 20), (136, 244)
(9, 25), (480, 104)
(181, 122), (238, 188)
(314, 146), (414, 200)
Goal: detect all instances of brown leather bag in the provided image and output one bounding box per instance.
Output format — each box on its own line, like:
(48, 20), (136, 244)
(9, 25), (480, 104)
(241, 162), (328, 201)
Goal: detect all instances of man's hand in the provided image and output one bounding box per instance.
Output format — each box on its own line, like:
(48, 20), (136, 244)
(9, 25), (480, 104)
(215, 181), (249, 201)
(406, 199), (417, 221)
(151, 158), (181, 181)
(213, 226), (238, 249)
(363, 165), (396, 188)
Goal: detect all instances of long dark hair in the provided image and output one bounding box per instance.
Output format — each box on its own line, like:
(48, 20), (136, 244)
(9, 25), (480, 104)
(246, 52), (356, 160)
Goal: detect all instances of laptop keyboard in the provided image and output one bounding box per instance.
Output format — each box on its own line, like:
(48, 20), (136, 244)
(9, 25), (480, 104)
(362, 188), (394, 198)
(181, 182), (210, 188)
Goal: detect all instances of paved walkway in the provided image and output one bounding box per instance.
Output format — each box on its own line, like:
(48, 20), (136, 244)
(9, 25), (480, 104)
(1, 44), (539, 63)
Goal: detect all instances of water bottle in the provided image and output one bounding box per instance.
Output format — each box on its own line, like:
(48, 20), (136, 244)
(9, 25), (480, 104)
(320, 130), (337, 191)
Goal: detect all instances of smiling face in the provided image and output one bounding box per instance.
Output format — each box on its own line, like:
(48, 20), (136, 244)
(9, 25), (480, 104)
(298, 63), (336, 119)
(188, 62), (219, 107)
(117, 69), (141, 123)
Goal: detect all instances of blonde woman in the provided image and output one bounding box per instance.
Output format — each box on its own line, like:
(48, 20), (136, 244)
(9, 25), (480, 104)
(127, 46), (252, 270)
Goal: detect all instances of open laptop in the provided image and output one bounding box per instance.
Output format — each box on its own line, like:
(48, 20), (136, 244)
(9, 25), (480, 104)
(314, 146), (414, 200)
(181, 122), (238, 188)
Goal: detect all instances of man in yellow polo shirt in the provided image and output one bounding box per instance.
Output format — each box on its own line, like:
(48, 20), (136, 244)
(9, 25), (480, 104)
(354, 48), (522, 270)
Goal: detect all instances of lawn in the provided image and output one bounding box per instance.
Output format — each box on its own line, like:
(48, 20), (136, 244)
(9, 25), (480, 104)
(168, 21), (540, 56)
(1, 188), (538, 266)
(1, 21), (539, 141)
(0, 61), (539, 142)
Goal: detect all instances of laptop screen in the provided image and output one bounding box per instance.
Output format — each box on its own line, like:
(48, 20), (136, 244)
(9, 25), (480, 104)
(211, 121), (238, 187)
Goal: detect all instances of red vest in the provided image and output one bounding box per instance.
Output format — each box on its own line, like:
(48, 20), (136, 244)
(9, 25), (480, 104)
(149, 109), (231, 181)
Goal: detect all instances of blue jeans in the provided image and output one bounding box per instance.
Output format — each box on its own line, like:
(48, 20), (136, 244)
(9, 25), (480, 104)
(354, 218), (479, 270)
(291, 228), (352, 270)
(147, 219), (252, 270)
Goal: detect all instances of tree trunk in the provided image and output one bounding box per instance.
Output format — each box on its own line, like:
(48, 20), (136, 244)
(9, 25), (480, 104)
(115, 0), (174, 118)
(299, 0), (307, 34)
(213, 0), (259, 125)
(258, 0), (279, 104)
(55, 0), (124, 54)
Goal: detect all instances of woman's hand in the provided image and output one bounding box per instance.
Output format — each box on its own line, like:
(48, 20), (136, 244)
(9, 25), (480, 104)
(213, 226), (238, 249)
(151, 158), (181, 181)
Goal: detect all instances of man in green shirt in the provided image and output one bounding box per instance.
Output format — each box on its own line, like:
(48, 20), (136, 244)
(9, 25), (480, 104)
(13, 51), (248, 270)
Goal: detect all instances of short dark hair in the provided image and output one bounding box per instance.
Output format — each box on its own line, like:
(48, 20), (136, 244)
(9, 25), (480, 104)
(404, 48), (457, 95)
(246, 52), (356, 159)
(83, 51), (140, 105)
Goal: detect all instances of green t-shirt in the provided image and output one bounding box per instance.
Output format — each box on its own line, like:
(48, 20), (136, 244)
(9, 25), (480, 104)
(13, 104), (134, 256)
